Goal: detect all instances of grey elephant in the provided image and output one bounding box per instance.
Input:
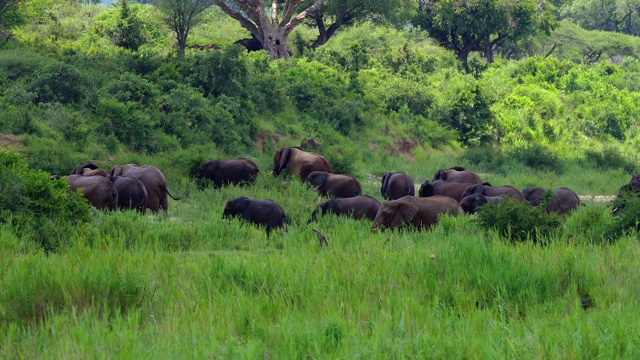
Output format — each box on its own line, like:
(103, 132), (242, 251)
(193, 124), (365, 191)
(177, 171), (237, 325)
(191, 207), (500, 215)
(381, 172), (415, 200)
(109, 164), (179, 213)
(223, 196), (286, 237)
(372, 195), (461, 231)
(108, 176), (148, 213)
(462, 183), (525, 201)
(418, 180), (474, 202)
(65, 175), (118, 210)
(521, 187), (580, 216)
(433, 166), (482, 184)
(305, 171), (362, 198)
(308, 195), (381, 223)
(273, 146), (331, 181)
(459, 193), (506, 214)
(197, 158), (259, 188)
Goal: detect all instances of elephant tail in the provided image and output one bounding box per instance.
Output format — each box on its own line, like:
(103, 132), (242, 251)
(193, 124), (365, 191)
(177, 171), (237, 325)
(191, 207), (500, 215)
(166, 188), (182, 201)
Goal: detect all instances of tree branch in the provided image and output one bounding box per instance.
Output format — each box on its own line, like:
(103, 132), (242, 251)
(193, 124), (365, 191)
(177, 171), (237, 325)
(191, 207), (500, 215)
(283, 0), (324, 35)
(280, 0), (302, 27)
(215, 1), (259, 37)
(271, 0), (278, 26)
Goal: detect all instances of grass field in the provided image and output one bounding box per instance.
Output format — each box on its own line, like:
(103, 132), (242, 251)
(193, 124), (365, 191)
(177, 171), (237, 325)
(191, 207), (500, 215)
(1, 153), (639, 358)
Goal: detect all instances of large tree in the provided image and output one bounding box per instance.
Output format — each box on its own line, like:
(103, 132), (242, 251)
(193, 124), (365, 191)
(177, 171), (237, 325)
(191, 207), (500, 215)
(302, 0), (416, 49)
(415, 0), (555, 71)
(214, 0), (325, 59)
(0, 0), (24, 38)
(560, 0), (640, 36)
(156, 0), (213, 55)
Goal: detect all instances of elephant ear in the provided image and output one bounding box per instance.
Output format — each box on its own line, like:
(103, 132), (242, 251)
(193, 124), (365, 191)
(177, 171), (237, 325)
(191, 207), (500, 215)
(309, 171), (328, 188)
(434, 169), (446, 181)
(109, 166), (122, 177)
(381, 172), (392, 197)
(389, 201), (419, 229)
(278, 148), (292, 173)
(419, 181), (433, 197)
(73, 164), (84, 175)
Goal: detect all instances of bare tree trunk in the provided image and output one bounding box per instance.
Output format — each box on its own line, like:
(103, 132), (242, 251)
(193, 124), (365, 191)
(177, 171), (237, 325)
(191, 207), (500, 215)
(262, 27), (290, 59)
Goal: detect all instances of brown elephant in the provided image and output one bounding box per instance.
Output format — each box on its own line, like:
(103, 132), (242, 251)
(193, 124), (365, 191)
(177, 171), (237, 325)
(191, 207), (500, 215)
(462, 183), (525, 201)
(272, 147), (331, 181)
(433, 166), (482, 184)
(305, 171), (362, 198)
(65, 175), (118, 210)
(381, 172), (415, 200)
(308, 195), (381, 223)
(223, 197), (286, 237)
(418, 180), (474, 202)
(372, 195), (461, 231)
(197, 158), (259, 188)
(109, 164), (179, 213)
(521, 187), (580, 216)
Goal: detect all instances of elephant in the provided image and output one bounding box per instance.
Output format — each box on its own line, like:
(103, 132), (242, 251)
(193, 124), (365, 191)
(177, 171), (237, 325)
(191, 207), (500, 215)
(305, 171), (362, 198)
(65, 175), (118, 210)
(612, 180), (640, 213)
(461, 183), (525, 201)
(371, 195), (461, 231)
(300, 138), (321, 150)
(272, 146), (331, 181)
(108, 176), (148, 213)
(222, 196), (286, 237)
(308, 195), (381, 223)
(521, 187), (580, 216)
(459, 194), (505, 214)
(433, 166), (482, 184)
(72, 162), (99, 175)
(197, 158), (259, 188)
(109, 164), (179, 213)
(418, 180), (474, 202)
(381, 172), (415, 200)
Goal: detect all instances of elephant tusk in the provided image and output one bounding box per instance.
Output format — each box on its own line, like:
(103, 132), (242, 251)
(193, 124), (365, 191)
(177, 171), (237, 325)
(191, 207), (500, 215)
(371, 225), (380, 232)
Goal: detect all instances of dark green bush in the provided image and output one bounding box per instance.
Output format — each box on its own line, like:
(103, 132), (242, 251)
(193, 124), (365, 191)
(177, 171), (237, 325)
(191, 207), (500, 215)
(459, 147), (510, 174)
(28, 61), (86, 105)
(475, 197), (562, 243)
(103, 72), (159, 106)
(584, 147), (636, 174)
(185, 46), (248, 98)
(507, 144), (563, 173)
(609, 191), (640, 240)
(95, 98), (154, 151)
(0, 150), (91, 251)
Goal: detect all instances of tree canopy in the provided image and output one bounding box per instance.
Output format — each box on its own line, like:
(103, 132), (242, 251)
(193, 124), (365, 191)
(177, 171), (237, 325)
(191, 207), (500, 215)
(415, 0), (556, 71)
(155, 0), (213, 55)
(303, 0), (416, 49)
(214, 0), (325, 59)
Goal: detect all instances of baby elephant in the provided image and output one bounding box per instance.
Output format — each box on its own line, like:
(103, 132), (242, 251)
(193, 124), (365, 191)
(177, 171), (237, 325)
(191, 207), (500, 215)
(223, 196), (286, 237)
(520, 187), (580, 216)
(308, 195), (381, 223)
(305, 171), (362, 198)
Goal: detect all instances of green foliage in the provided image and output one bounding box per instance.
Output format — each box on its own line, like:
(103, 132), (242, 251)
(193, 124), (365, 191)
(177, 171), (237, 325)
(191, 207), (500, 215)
(507, 143), (563, 173)
(95, 98), (155, 152)
(584, 146), (637, 174)
(608, 192), (640, 240)
(475, 197), (562, 243)
(28, 60), (86, 104)
(0, 150), (91, 251)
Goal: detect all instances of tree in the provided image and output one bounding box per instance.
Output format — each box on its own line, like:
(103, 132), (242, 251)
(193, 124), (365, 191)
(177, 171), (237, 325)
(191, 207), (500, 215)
(115, 0), (146, 50)
(0, 0), (25, 38)
(415, 0), (556, 71)
(560, 0), (640, 36)
(156, 0), (213, 55)
(214, 0), (325, 59)
(302, 0), (417, 49)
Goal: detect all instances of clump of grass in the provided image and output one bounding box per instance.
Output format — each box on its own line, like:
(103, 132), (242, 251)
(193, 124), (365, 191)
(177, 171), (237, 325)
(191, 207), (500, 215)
(475, 197), (562, 243)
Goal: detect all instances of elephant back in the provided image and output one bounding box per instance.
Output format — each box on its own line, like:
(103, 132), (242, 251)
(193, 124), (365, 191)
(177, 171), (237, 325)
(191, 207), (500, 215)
(274, 147), (331, 180)
(382, 172), (415, 200)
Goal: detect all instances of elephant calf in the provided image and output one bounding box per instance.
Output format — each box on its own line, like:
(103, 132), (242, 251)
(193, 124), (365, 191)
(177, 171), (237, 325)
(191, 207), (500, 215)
(223, 197), (286, 237)
(462, 183), (525, 201)
(308, 195), (381, 223)
(306, 171), (362, 198)
(460, 194), (506, 214)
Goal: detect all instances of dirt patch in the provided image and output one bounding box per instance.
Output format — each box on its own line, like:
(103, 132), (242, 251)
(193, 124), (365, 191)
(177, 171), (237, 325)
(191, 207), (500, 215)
(253, 130), (284, 153)
(578, 195), (616, 203)
(0, 134), (20, 150)
(387, 137), (417, 159)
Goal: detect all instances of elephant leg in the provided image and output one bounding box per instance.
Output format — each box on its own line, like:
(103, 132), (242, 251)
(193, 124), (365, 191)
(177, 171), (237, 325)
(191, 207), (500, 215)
(160, 193), (169, 212)
(147, 193), (160, 213)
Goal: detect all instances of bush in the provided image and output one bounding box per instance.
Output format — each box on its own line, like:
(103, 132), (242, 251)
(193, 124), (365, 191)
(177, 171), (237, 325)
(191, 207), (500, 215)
(475, 197), (562, 243)
(507, 144), (563, 173)
(584, 146), (637, 174)
(28, 61), (86, 104)
(608, 192), (640, 240)
(0, 150), (91, 251)
(459, 147), (510, 174)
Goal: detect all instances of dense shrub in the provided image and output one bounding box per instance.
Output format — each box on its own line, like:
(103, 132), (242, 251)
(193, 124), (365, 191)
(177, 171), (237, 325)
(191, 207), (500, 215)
(584, 146), (637, 174)
(459, 146), (510, 174)
(475, 197), (562, 243)
(185, 46), (248, 98)
(27, 61), (86, 105)
(0, 150), (91, 251)
(507, 143), (563, 173)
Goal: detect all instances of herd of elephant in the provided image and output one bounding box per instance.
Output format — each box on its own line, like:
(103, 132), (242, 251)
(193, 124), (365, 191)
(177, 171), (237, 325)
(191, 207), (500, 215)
(59, 163), (179, 213)
(193, 146), (587, 236)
